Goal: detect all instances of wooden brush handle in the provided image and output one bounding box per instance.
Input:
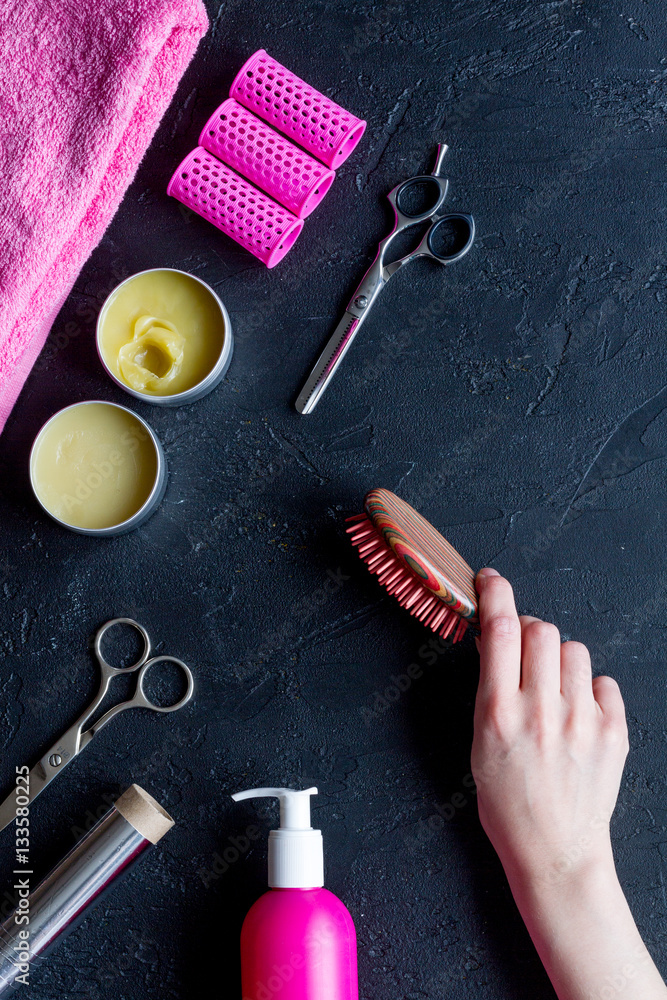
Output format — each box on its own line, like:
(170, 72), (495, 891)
(364, 488), (479, 624)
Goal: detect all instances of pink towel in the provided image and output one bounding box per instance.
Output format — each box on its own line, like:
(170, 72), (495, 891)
(0, 0), (209, 433)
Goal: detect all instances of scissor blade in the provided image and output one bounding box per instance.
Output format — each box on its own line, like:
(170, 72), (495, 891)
(295, 311), (362, 415)
(0, 720), (81, 837)
(0, 759), (51, 835)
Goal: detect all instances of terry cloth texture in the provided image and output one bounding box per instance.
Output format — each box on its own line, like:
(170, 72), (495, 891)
(0, 0), (209, 433)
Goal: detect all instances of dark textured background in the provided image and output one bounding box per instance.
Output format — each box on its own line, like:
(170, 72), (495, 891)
(1, 1), (666, 997)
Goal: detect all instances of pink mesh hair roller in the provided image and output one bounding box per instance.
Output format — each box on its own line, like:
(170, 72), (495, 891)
(167, 147), (303, 269)
(200, 99), (336, 219)
(230, 49), (366, 169)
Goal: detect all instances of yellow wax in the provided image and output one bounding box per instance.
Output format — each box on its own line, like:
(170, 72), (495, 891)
(31, 403), (158, 529)
(98, 270), (225, 396)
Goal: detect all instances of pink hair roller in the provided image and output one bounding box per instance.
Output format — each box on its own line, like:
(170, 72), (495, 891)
(167, 147), (303, 269)
(199, 99), (336, 219)
(230, 49), (366, 169)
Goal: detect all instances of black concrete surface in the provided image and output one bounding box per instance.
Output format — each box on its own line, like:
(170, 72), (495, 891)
(1, 1), (666, 997)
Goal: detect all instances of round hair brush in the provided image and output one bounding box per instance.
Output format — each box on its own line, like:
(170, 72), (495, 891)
(346, 488), (479, 642)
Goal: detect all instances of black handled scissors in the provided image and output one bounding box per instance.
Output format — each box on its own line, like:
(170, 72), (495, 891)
(0, 618), (194, 834)
(295, 144), (475, 414)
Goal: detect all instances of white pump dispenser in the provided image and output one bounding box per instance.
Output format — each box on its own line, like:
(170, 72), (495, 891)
(231, 786), (324, 889)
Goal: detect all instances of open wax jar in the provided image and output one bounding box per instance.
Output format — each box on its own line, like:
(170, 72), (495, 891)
(30, 401), (166, 536)
(96, 269), (233, 405)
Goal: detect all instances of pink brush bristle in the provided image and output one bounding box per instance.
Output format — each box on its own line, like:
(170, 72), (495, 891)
(346, 489), (479, 642)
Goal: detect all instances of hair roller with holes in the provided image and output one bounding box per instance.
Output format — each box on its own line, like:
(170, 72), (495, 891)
(167, 147), (304, 269)
(230, 49), (366, 169)
(200, 99), (336, 219)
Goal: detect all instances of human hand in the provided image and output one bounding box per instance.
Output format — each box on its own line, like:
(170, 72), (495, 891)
(469, 569), (667, 1000)
(470, 567), (629, 892)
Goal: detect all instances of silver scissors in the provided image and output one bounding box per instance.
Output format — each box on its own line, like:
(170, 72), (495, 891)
(0, 618), (194, 834)
(295, 143), (475, 414)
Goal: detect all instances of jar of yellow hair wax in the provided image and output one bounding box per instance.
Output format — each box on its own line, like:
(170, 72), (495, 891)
(96, 269), (232, 405)
(30, 401), (166, 536)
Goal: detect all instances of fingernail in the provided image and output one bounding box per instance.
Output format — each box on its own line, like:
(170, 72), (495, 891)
(476, 567), (500, 581)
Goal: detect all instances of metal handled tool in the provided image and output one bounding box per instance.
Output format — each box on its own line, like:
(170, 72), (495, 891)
(0, 785), (173, 995)
(295, 144), (475, 415)
(0, 619), (194, 834)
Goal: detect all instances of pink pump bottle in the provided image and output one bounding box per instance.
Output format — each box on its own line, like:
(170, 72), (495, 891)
(231, 787), (358, 1000)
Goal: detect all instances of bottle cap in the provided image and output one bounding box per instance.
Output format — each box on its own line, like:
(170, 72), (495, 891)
(231, 786), (323, 888)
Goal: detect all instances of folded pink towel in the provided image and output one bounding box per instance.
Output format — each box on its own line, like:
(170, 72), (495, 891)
(0, 0), (209, 433)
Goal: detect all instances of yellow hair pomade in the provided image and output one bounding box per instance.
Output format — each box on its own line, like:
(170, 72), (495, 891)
(97, 269), (232, 404)
(30, 401), (165, 535)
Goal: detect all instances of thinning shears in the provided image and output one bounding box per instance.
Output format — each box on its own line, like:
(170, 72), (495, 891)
(295, 144), (475, 414)
(0, 618), (194, 834)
